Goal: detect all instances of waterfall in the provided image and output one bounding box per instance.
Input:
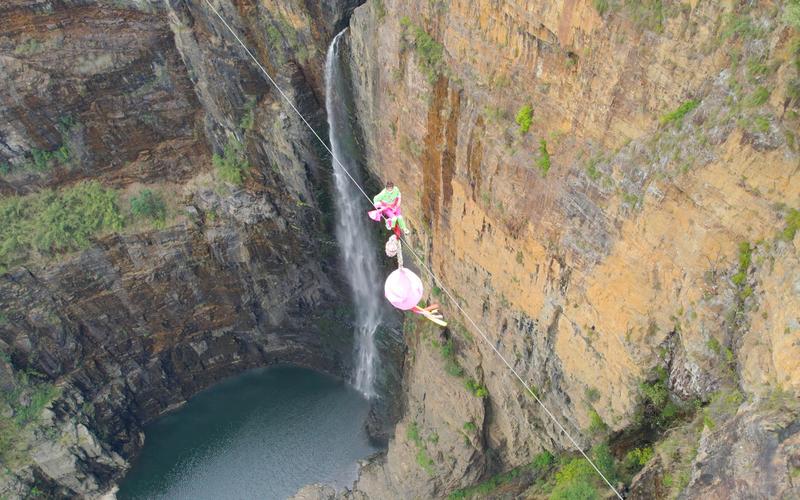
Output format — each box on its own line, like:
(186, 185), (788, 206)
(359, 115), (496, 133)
(325, 30), (383, 398)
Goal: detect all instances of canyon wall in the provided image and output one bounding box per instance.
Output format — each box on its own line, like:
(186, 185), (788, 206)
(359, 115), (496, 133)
(2, 0), (799, 498)
(0, 0), (369, 497)
(346, 0), (800, 498)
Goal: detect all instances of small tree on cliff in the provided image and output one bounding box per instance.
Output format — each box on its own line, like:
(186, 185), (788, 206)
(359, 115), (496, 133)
(130, 189), (167, 226)
(212, 138), (250, 186)
(516, 105), (534, 134)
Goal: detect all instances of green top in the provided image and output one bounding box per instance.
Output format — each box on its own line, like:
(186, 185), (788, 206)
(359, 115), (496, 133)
(373, 186), (401, 205)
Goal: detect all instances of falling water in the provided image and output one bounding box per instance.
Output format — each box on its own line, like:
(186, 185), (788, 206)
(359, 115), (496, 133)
(325, 30), (383, 398)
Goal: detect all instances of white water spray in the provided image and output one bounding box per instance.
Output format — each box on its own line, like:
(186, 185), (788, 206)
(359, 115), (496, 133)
(325, 30), (383, 398)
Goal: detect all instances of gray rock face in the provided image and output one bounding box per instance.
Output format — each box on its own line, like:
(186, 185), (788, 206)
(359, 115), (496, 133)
(28, 409), (126, 496)
(685, 404), (800, 499)
(0, 0), (207, 195)
(0, 217), (358, 497)
(0, 0), (376, 497)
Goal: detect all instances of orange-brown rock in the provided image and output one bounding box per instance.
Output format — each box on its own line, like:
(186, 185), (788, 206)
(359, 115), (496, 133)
(347, 0), (800, 497)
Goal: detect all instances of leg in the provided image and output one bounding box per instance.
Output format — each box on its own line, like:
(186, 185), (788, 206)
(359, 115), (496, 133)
(396, 215), (409, 234)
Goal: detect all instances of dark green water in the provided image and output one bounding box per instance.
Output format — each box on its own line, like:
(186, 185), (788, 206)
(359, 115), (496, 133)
(116, 367), (378, 500)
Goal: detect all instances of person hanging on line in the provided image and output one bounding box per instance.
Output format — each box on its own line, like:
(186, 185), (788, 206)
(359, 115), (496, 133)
(368, 180), (410, 237)
(372, 182), (445, 326)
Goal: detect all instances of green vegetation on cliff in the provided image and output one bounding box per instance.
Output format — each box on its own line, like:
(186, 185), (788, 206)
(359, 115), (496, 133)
(0, 361), (61, 468)
(430, 333), (489, 398)
(130, 189), (167, 226)
(785, 0), (800, 29)
(536, 139), (551, 175)
(548, 446), (615, 500)
(702, 388), (744, 430)
(399, 17), (446, 83)
(518, 443), (652, 499)
(265, 10), (312, 65)
(213, 138), (250, 186)
(438, 338), (464, 377)
(407, 421), (436, 475)
(448, 451), (554, 499)
(1, 115), (76, 179)
(730, 241), (754, 309)
(0, 181), (123, 272)
(659, 99), (700, 126)
(239, 96), (257, 132)
(622, 446), (654, 475)
(515, 105), (534, 134)
(781, 208), (800, 241)
(593, 0), (683, 34)
(0, 145), (71, 178)
(464, 378), (488, 398)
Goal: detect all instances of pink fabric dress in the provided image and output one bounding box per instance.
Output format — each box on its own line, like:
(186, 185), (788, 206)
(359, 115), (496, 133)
(368, 200), (401, 229)
(368, 191), (407, 233)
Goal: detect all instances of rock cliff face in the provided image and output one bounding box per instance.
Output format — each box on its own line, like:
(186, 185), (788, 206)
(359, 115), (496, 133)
(0, 0), (370, 497)
(2, 0), (799, 499)
(344, 0), (800, 498)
